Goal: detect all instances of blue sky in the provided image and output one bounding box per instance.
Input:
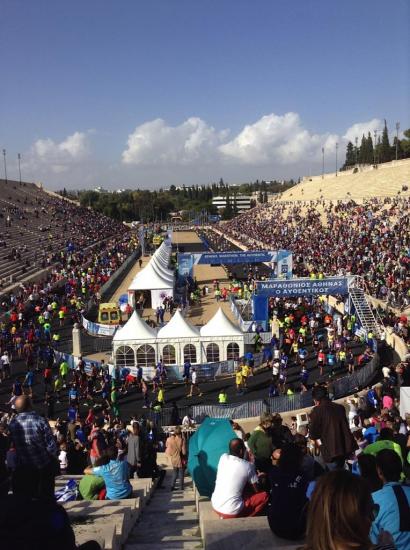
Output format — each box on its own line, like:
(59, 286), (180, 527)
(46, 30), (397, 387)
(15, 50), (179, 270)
(0, 0), (408, 189)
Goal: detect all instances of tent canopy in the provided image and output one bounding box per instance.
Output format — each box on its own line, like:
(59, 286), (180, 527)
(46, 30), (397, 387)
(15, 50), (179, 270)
(157, 310), (200, 338)
(200, 307), (242, 337)
(113, 311), (157, 341)
(129, 262), (173, 291)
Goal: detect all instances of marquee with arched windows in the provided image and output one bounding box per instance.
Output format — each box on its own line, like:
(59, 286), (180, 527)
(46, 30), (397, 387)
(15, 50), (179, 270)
(112, 308), (244, 378)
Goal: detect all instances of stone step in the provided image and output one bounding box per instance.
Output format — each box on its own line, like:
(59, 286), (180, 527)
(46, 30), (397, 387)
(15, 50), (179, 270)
(125, 542), (202, 550)
(73, 519), (118, 550)
(64, 497), (140, 510)
(143, 505), (197, 514)
(128, 535), (202, 544)
(136, 512), (198, 523)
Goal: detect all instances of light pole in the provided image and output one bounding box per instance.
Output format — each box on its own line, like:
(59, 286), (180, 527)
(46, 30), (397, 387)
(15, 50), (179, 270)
(395, 122), (400, 161)
(17, 153), (22, 183)
(355, 137), (358, 165)
(321, 147), (325, 179)
(2, 149), (7, 184)
(335, 142), (338, 176)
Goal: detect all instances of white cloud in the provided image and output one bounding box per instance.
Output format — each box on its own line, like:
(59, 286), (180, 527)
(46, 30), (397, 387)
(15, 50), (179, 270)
(343, 118), (382, 143)
(27, 131), (89, 173)
(220, 112), (339, 165)
(122, 112), (341, 168)
(122, 117), (227, 165)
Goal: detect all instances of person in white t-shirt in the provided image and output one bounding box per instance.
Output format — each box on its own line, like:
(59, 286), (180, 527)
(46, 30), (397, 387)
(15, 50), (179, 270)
(211, 438), (268, 518)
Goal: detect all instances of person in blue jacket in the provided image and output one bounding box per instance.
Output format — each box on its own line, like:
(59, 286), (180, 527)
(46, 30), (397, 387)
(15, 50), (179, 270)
(370, 449), (410, 550)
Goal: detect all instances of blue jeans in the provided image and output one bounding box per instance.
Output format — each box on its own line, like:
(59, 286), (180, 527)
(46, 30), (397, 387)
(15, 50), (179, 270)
(171, 467), (184, 490)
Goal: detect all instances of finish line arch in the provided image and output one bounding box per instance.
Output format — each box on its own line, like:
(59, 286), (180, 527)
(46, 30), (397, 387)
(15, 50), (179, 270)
(178, 249), (293, 280)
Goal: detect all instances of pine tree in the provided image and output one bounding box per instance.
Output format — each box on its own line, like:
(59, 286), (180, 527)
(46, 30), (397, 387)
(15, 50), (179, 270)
(380, 120), (391, 163)
(344, 141), (355, 167)
(359, 134), (367, 164)
(366, 132), (374, 164)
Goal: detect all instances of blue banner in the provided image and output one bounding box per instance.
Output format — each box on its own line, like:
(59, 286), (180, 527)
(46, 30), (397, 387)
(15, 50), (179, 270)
(178, 253), (194, 280)
(192, 250), (278, 265)
(256, 277), (351, 297)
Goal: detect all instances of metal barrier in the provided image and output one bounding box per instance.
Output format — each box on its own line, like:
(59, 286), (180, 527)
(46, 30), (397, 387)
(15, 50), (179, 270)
(156, 351), (381, 427)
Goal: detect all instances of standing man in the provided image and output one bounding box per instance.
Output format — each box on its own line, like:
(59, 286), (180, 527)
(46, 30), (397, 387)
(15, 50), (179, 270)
(309, 385), (357, 470)
(183, 359), (191, 392)
(188, 368), (202, 397)
(9, 395), (58, 498)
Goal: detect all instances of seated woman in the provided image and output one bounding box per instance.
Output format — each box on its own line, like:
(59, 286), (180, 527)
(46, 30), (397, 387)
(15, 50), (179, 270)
(267, 443), (309, 540)
(302, 469), (395, 550)
(84, 447), (132, 500)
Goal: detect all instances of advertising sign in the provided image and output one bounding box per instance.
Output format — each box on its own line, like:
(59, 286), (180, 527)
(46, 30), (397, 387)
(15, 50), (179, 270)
(256, 277), (351, 297)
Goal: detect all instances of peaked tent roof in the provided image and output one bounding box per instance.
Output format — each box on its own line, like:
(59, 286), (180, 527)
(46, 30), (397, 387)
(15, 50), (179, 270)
(200, 307), (243, 337)
(151, 255), (174, 280)
(113, 311), (158, 341)
(157, 310), (200, 339)
(129, 262), (173, 290)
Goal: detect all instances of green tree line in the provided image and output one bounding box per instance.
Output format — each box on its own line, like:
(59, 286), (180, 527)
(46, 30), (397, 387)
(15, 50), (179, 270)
(60, 178), (295, 223)
(342, 121), (410, 169)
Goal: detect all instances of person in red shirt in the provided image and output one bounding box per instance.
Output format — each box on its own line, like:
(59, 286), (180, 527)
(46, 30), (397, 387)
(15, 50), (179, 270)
(317, 349), (326, 376)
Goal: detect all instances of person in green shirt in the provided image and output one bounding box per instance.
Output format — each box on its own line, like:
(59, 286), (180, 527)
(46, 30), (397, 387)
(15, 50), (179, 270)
(111, 386), (120, 419)
(218, 389), (227, 405)
(248, 412), (274, 473)
(364, 428), (403, 463)
(59, 360), (69, 387)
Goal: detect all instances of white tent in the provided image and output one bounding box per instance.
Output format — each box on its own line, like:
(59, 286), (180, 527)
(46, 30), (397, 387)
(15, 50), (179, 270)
(157, 310), (200, 365)
(128, 243), (174, 308)
(200, 307), (244, 362)
(113, 311), (158, 342)
(112, 311), (159, 380)
(111, 307), (245, 376)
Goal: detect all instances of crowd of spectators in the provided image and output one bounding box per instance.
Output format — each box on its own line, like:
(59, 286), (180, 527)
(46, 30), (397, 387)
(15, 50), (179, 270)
(0, 181), (130, 290)
(211, 374), (410, 549)
(220, 197), (410, 309)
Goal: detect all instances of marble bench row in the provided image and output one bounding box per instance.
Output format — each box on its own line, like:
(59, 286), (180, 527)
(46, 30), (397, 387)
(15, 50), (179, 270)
(193, 484), (302, 550)
(56, 475), (157, 550)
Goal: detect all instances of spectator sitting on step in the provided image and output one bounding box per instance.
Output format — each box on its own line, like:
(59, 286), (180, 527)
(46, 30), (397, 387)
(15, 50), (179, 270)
(302, 469), (395, 550)
(267, 443), (309, 540)
(83, 446), (132, 500)
(211, 438), (268, 518)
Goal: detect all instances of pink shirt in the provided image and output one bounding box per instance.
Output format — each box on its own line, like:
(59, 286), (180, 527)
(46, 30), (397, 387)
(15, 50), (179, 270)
(382, 395), (393, 410)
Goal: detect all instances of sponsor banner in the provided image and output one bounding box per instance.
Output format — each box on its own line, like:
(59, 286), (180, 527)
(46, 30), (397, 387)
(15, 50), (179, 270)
(178, 253), (195, 279)
(192, 250), (278, 265)
(178, 249), (293, 278)
(256, 277), (351, 297)
(82, 315), (117, 337)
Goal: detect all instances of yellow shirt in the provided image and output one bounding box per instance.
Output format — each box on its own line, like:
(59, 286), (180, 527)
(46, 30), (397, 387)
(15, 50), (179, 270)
(235, 371), (243, 385)
(241, 365), (251, 378)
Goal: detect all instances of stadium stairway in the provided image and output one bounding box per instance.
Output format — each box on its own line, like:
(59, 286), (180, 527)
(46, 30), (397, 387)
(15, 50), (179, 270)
(56, 475), (157, 550)
(349, 286), (384, 338)
(123, 475), (202, 550)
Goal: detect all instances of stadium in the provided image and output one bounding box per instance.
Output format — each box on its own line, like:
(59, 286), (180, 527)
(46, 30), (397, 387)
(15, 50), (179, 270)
(1, 2), (410, 549)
